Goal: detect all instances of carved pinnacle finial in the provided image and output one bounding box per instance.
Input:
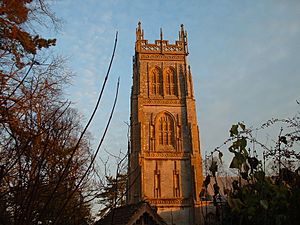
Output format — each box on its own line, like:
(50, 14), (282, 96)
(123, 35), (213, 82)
(136, 21), (143, 40)
(180, 24), (185, 41)
(160, 27), (163, 40)
(185, 30), (189, 55)
(179, 24), (189, 54)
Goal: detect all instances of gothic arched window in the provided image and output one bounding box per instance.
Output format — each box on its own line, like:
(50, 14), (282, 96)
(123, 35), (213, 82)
(164, 67), (176, 96)
(157, 112), (175, 148)
(150, 67), (162, 96)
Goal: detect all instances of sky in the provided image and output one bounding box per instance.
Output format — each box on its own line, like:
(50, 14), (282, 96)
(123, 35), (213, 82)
(49, 0), (300, 168)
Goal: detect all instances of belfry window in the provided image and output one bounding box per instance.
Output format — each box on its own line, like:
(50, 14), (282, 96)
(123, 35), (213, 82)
(164, 67), (176, 95)
(158, 113), (174, 147)
(150, 67), (162, 96)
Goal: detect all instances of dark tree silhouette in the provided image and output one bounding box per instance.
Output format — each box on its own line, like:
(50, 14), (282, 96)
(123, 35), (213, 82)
(0, 1), (120, 225)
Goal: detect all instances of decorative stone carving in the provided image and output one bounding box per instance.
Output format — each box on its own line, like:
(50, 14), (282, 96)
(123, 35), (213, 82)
(143, 152), (189, 159)
(142, 98), (184, 105)
(139, 40), (184, 54)
(164, 66), (177, 96)
(129, 23), (203, 225)
(149, 66), (163, 96)
(140, 54), (185, 61)
(147, 198), (191, 206)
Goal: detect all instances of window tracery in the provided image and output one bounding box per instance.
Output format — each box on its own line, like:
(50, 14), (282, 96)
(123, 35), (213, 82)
(149, 67), (162, 96)
(156, 112), (175, 149)
(164, 67), (176, 96)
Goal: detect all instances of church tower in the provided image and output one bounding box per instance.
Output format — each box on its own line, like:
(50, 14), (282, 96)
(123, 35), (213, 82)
(128, 22), (203, 225)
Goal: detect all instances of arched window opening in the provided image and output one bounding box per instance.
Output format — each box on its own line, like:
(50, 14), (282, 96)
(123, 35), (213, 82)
(150, 67), (162, 96)
(164, 67), (176, 96)
(157, 113), (174, 148)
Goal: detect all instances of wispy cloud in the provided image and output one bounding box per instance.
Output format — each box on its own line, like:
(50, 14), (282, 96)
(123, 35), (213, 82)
(51, 0), (300, 163)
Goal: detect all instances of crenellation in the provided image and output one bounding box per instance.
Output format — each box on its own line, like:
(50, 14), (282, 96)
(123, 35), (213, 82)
(137, 39), (185, 54)
(129, 22), (203, 225)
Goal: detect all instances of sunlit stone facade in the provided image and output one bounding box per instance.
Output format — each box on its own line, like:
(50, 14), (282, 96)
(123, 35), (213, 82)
(128, 22), (204, 225)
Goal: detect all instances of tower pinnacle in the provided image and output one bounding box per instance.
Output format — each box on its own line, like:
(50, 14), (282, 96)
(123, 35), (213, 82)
(136, 21), (144, 40)
(129, 24), (203, 225)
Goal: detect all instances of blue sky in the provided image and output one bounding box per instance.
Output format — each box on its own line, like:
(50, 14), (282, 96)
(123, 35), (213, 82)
(50, 0), (300, 166)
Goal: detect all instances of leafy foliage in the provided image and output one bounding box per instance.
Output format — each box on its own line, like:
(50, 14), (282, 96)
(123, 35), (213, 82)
(0, 0), (56, 69)
(204, 107), (300, 225)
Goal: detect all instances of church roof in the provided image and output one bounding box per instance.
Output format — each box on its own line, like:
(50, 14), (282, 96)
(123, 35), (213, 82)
(94, 202), (167, 225)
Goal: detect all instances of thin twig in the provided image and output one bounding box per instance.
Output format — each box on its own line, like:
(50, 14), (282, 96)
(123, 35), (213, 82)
(39, 31), (118, 220)
(53, 77), (120, 225)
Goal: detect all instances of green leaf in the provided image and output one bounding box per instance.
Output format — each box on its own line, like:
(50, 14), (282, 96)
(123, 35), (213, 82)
(248, 157), (259, 171)
(229, 156), (240, 169)
(230, 124), (239, 137)
(260, 200), (268, 210)
(229, 139), (240, 153)
(228, 145), (236, 153)
(239, 122), (246, 130)
(239, 137), (247, 150)
(230, 152), (247, 170)
(279, 136), (287, 144)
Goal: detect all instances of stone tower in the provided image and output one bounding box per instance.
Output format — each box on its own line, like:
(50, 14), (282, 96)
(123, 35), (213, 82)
(128, 22), (203, 225)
